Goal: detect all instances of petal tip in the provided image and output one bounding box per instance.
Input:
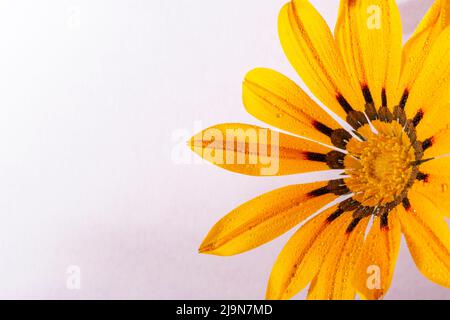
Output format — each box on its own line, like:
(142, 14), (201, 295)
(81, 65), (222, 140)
(198, 241), (213, 254)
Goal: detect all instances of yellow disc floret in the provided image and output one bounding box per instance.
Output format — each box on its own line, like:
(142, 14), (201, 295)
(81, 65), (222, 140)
(344, 120), (416, 207)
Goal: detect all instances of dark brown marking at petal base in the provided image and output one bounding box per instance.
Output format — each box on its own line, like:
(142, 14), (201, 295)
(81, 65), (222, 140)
(380, 212), (389, 230)
(412, 109), (424, 127)
(346, 216), (363, 233)
(422, 137), (434, 151)
(362, 85), (374, 104)
(399, 90), (409, 109)
(336, 94), (354, 114)
(304, 152), (327, 162)
(339, 198), (361, 212)
(327, 179), (350, 196)
(393, 106), (407, 126)
(307, 186), (330, 198)
(346, 111), (369, 129)
(312, 120), (333, 137)
(402, 198), (411, 211)
(326, 151), (346, 169)
(381, 88), (387, 107)
(365, 102), (378, 121)
(378, 106), (394, 123)
(416, 172), (430, 182)
(353, 206), (372, 219)
(331, 129), (352, 149)
(326, 208), (344, 223)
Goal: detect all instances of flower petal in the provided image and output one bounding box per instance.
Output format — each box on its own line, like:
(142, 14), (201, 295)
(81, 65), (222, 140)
(307, 215), (369, 300)
(352, 211), (401, 300)
(421, 125), (450, 158)
(398, 0), (450, 111)
(266, 206), (353, 300)
(414, 158), (450, 218)
(400, 26), (450, 122)
(413, 0), (450, 36)
(243, 68), (341, 145)
(414, 100), (450, 141)
(199, 182), (337, 256)
(398, 191), (450, 288)
(335, 0), (402, 108)
(278, 0), (364, 121)
(189, 123), (336, 176)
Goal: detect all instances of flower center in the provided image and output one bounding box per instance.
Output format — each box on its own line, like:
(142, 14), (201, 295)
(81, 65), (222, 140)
(344, 120), (417, 207)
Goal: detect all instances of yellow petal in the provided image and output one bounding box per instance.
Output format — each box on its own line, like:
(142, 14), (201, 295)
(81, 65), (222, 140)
(414, 157), (450, 218)
(400, 27), (450, 122)
(266, 207), (353, 300)
(199, 182), (336, 256)
(412, 0), (450, 36)
(415, 100), (450, 141)
(352, 211), (401, 300)
(189, 123), (335, 176)
(397, 0), (450, 112)
(243, 68), (341, 145)
(307, 215), (369, 300)
(335, 0), (402, 108)
(278, 0), (364, 121)
(398, 190), (450, 288)
(421, 125), (450, 159)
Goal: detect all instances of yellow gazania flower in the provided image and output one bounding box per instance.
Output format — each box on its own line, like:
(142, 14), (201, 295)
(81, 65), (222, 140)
(189, 0), (450, 300)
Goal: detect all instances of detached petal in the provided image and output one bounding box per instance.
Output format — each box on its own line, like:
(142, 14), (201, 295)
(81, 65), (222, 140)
(414, 158), (450, 218)
(352, 211), (401, 300)
(335, 0), (402, 108)
(278, 0), (364, 121)
(243, 68), (341, 145)
(266, 207), (353, 300)
(199, 182), (336, 256)
(307, 215), (369, 300)
(190, 123), (336, 176)
(399, 191), (450, 288)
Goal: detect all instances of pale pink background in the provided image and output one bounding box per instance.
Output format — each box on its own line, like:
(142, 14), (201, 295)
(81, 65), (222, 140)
(0, 0), (447, 299)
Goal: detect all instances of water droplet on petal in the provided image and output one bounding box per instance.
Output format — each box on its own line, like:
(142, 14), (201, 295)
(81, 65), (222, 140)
(441, 184), (448, 193)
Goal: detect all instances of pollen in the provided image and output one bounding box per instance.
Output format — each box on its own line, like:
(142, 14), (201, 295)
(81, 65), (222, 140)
(344, 121), (417, 207)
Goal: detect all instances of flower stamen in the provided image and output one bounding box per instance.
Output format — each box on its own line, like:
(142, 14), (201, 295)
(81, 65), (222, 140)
(344, 120), (418, 207)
